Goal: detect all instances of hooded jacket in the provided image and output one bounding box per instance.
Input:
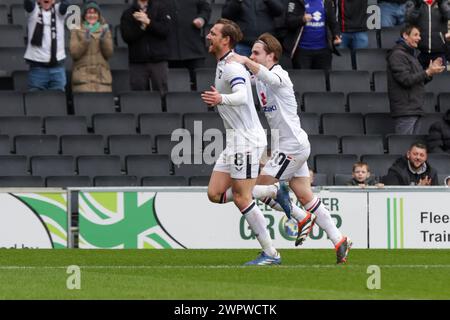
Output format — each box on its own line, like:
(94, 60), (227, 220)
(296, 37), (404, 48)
(383, 156), (439, 185)
(386, 39), (431, 117)
(120, 0), (171, 63)
(427, 110), (450, 153)
(222, 0), (284, 46)
(405, 0), (450, 54)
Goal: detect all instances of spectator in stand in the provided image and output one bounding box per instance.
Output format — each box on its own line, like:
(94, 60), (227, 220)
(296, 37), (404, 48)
(120, 0), (171, 95)
(387, 24), (445, 134)
(167, 0), (211, 90)
(379, 0), (408, 27)
(383, 142), (439, 185)
(445, 175), (450, 186)
(346, 162), (384, 188)
(337, 0), (369, 51)
(24, 0), (71, 91)
(427, 109), (450, 153)
(222, 0), (284, 56)
(70, 1), (113, 93)
(285, 0), (341, 70)
(405, 0), (450, 69)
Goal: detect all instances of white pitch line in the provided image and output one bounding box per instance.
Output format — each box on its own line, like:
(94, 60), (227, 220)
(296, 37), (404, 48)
(1, 264), (450, 270)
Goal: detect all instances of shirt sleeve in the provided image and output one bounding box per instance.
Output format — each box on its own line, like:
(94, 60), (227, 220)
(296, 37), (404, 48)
(220, 62), (248, 106)
(255, 65), (292, 88)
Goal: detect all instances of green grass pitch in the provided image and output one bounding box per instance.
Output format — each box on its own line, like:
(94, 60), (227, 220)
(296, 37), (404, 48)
(0, 249), (449, 300)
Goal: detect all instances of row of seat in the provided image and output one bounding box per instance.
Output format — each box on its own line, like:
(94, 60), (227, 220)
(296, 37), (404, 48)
(0, 112), (444, 139)
(0, 152), (448, 186)
(0, 133), (433, 159)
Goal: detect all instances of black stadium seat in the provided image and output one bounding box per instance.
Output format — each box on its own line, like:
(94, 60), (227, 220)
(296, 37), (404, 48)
(322, 113), (365, 136)
(94, 175), (139, 187)
(315, 154), (358, 185)
(77, 155), (122, 178)
(61, 135), (105, 156)
(119, 91), (162, 114)
(299, 113), (320, 135)
(0, 155), (28, 176)
(348, 92), (390, 114)
(0, 176), (44, 187)
(31, 155), (75, 177)
(303, 92), (346, 114)
(364, 113), (395, 135)
(14, 135), (59, 156)
(0, 25), (25, 47)
(308, 135), (340, 169)
(341, 135), (384, 157)
(166, 92), (209, 113)
(141, 176), (188, 186)
(0, 91), (25, 116)
(139, 113), (183, 144)
(354, 49), (387, 72)
(44, 116), (88, 135)
(387, 134), (427, 154)
(361, 154), (401, 178)
(291, 70), (327, 94)
(329, 71), (371, 95)
(24, 91), (67, 116)
(92, 113), (136, 135)
(126, 154), (172, 179)
(45, 175), (92, 187)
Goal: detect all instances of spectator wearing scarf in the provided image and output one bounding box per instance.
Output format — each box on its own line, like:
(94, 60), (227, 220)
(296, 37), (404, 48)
(70, 1), (113, 92)
(24, 0), (70, 91)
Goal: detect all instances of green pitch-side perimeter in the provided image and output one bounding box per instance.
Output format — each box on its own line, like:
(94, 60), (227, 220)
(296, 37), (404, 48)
(0, 249), (449, 300)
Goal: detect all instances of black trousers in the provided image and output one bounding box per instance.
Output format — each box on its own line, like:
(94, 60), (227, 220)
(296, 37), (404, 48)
(292, 48), (332, 70)
(129, 61), (168, 97)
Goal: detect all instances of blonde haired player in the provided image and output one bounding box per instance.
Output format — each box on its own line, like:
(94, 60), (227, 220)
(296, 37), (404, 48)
(228, 33), (352, 263)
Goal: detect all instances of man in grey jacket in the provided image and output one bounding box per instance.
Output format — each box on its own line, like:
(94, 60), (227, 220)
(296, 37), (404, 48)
(387, 24), (445, 134)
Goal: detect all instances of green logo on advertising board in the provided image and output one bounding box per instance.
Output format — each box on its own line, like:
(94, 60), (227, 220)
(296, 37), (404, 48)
(16, 193), (68, 248)
(78, 192), (176, 249)
(386, 197), (405, 249)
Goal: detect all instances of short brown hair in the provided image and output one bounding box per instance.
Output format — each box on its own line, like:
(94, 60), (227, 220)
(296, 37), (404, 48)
(352, 161), (370, 172)
(215, 18), (243, 49)
(256, 33), (282, 62)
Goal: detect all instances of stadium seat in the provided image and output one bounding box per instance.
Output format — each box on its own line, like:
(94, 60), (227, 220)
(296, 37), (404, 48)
(0, 116), (42, 136)
(0, 91), (25, 116)
(329, 71), (371, 95)
(210, 3), (223, 22)
(355, 49), (387, 72)
(24, 91), (67, 116)
(195, 68), (216, 92)
(119, 91), (162, 114)
(290, 70), (327, 95)
(427, 153), (450, 175)
(173, 162), (214, 178)
(139, 113), (183, 144)
(299, 113), (320, 135)
(168, 69), (191, 92)
(108, 134), (153, 169)
(0, 47), (28, 75)
(141, 176), (188, 186)
(364, 113), (395, 135)
(100, 4), (127, 28)
(61, 135), (105, 156)
(332, 48), (353, 70)
(415, 113), (444, 134)
(108, 47), (129, 70)
(115, 25), (127, 48)
(166, 92), (209, 113)
(45, 175), (92, 187)
(0, 5), (8, 25)
(93, 175), (139, 187)
(10, 4), (26, 28)
(341, 135), (385, 157)
(0, 25), (25, 47)
(111, 70), (131, 95)
(312, 172), (327, 186)
(423, 93), (437, 113)
(334, 173), (353, 186)
(387, 134), (427, 154)
(380, 27), (402, 49)
(303, 92), (346, 114)
(0, 176), (44, 187)
(155, 134), (203, 156)
(189, 176), (210, 186)
(183, 112), (225, 134)
(308, 135), (340, 169)
(14, 135), (59, 156)
(372, 71), (387, 92)
(0, 155), (28, 176)
(72, 92), (116, 126)
(11, 70), (28, 92)
(92, 113), (136, 136)
(438, 93), (450, 113)
(77, 155), (122, 178)
(315, 154), (358, 185)
(425, 73), (450, 97)
(361, 154), (401, 178)
(367, 30), (379, 49)
(0, 135), (11, 154)
(126, 154), (172, 179)
(44, 116), (88, 136)
(31, 155), (75, 177)
(322, 113), (365, 136)
(348, 92), (389, 114)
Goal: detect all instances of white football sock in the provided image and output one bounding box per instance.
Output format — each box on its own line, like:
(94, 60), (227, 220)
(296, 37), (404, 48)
(242, 201), (278, 257)
(304, 197), (342, 246)
(263, 198), (307, 221)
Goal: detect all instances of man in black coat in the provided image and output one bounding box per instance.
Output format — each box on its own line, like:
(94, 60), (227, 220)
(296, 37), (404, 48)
(167, 0), (211, 89)
(120, 0), (171, 95)
(383, 142), (439, 185)
(427, 109), (450, 153)
(387, 24), (445, 134)
(405, 0), (450, 69)
(222, 0), (284, 56)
